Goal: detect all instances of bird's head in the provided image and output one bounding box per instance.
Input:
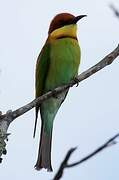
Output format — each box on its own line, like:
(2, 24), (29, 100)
(48, 13), (86, 39)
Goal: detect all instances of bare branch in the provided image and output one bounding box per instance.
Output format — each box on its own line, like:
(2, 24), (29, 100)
(110, 4), (119, 18)
(53, 134), (119, 180)
(0, 44), (119, 161)
(1, 44), (119, 122)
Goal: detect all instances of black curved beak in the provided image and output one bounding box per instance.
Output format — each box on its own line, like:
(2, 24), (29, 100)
(73, 15), (87, 23)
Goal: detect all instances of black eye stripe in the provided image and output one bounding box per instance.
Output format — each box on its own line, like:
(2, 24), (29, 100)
(58, 19), (73, 29)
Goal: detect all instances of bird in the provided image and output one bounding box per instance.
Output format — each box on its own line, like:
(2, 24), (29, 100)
(34, 12), (86, 171)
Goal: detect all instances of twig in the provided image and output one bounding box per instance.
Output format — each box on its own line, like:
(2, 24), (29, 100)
(0, 44), (119, 161)
(110, 4), (119, 18)
(53, 133), (119, 180)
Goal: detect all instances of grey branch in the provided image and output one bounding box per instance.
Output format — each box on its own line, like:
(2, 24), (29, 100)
(0, 44), (119, 162)
(110, 4), (119, 18)
(53, 133), (119, 180)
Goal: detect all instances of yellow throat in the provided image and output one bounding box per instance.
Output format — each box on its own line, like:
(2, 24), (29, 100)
(49, 24), (77, 39)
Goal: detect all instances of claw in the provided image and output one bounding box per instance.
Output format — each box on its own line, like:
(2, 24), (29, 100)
(52, 89), (59, 99)
(53, 93), (59, 99)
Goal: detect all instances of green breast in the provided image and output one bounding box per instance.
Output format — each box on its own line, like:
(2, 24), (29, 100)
(44, 38), (81, 92)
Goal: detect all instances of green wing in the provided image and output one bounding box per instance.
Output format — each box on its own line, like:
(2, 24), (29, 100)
(33, 42), (50, 137)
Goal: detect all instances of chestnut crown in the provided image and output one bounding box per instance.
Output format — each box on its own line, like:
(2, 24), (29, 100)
(48, 13), (86, 34)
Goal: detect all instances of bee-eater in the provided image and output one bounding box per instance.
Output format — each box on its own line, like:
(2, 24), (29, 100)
(34, 13), (86, 171)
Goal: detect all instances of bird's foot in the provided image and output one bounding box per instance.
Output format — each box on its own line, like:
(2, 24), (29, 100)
(52, 90), (59, 99)
(53, 94), (59, 99)
(74, 77), (79, 87)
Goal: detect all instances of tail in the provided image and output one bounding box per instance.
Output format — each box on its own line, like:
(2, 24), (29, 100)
(35, 122), (53, 171)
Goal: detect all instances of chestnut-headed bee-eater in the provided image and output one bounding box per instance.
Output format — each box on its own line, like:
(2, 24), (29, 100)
(34, 13), (86, 171)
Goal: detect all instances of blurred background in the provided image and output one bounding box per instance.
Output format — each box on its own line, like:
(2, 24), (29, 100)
(0, 0), (119, 179)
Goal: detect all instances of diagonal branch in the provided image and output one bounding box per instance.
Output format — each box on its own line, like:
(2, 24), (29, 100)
(0, 44), (119, 162)
(110, 4), (119, 18)
(1, 44), (119, 122)
(53, 133), (119, 180)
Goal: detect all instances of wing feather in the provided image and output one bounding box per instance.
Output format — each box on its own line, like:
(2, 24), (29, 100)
(33, 42), (50, 137)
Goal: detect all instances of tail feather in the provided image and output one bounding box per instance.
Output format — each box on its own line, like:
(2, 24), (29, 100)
(33, 108), (39, 138)
(34, 90), (69, 171)
(35, 122), (53, 171)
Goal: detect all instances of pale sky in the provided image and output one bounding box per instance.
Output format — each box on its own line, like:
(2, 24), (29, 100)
(0, 0), (119, 179)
